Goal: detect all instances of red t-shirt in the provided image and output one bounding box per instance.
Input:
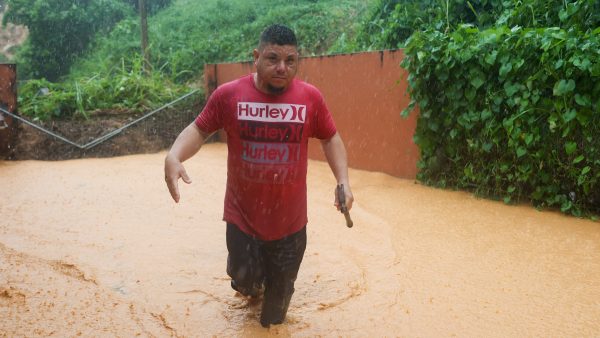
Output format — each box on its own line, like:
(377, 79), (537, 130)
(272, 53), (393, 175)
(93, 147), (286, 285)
(195, 74), (337, 240)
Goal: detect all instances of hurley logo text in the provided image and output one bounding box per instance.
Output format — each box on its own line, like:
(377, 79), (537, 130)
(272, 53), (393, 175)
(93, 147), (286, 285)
(238, 102), (306, 123)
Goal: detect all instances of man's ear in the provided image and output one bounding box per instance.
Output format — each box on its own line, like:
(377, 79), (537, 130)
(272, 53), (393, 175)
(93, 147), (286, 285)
(253, 49), (260, 66)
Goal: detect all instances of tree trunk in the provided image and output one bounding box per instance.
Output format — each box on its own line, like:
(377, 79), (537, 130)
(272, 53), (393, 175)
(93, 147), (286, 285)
(139, 0), (150, 74)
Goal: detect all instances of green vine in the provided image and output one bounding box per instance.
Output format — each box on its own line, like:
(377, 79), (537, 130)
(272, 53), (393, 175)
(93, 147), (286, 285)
(401, 25), (600, 217)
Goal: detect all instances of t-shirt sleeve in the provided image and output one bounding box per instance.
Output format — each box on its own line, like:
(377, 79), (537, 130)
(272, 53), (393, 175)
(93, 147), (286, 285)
(312, 90), (337, 140)
(195, 88), (225, 133)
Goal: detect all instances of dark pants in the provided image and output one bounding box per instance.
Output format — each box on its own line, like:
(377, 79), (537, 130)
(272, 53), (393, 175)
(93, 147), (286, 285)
(226, 223), (307, 327)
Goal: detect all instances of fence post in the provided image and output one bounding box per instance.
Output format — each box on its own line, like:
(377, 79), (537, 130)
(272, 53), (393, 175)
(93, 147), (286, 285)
(0, 64), (17, 159)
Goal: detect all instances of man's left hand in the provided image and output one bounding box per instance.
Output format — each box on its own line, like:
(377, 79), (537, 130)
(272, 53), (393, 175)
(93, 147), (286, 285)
(334, 183), (354, 211)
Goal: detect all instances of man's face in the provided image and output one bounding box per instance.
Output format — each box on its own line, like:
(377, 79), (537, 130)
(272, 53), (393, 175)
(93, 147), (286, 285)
(253, 43), (299, 94)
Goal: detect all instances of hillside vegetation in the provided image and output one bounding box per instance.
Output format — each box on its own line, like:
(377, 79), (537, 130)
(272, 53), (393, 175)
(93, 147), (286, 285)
(4, 0), (371, 120)
(70, 0), (371, 83)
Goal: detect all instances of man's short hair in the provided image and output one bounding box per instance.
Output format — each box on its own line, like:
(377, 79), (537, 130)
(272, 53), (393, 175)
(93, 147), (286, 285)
(259, 24), (297, 49)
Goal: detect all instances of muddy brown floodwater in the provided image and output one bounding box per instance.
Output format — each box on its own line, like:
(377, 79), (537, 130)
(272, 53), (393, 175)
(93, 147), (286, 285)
(1, 143), (599, 337)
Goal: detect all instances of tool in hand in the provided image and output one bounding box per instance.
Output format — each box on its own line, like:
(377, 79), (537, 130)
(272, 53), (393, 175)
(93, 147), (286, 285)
(336, 184), (353, 228)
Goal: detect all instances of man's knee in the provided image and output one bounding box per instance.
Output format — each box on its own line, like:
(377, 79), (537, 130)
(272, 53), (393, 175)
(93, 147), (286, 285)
(227, 257), (264, 295)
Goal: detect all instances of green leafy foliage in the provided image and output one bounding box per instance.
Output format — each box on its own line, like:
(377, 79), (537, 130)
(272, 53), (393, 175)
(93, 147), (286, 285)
(18, 55), (189, 121)
(364, 0), (600, 217)
(401, 25), (600, 216)
(497, 0), (600, 30)
(347, 0), (504, 50)
(71, 0), (371, 83)
(11, 0), (370, 121)
(124, 0), (172, 15)
(345, 0), (600, 51)
(3, 0), (133, 81)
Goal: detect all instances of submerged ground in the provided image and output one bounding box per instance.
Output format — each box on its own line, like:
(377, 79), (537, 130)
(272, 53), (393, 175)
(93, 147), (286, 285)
(1, 143), (599, 337)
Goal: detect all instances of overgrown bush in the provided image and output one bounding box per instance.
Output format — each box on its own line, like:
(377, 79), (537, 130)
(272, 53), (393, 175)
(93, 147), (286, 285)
(346, 0), (600, 217)
(346, 0), (504, 51)
(19, 55), (191, 121)
(2, 0), (133, 81)
(401, 25), (600, 216)
(346, 0), (600, 50)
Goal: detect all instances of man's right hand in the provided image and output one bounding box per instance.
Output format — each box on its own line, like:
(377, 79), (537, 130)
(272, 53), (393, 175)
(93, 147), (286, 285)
(164, 154), (192, 203)
(163, 122), (208, 203)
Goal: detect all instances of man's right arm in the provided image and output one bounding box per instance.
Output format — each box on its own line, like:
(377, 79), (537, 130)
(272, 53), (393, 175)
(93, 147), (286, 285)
(164, 122), (211, 203)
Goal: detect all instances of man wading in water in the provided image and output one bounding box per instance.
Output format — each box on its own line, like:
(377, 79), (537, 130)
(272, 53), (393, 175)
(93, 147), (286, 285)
(164, 24), (353, 327)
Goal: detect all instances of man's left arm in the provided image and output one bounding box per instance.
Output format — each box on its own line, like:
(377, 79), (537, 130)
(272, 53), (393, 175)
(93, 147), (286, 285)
(320, 132), (354, 211)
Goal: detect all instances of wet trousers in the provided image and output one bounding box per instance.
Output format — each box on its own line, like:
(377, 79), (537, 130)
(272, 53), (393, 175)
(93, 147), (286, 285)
(226, 223), (307, 327)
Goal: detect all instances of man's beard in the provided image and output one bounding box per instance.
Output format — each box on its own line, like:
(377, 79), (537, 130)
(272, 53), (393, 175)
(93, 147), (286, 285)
(266, 84), (286, 95)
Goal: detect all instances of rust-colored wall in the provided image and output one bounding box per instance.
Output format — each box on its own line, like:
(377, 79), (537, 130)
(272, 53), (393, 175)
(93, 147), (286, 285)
(0, 64), (17, 159)
(204, 50), (419, 179)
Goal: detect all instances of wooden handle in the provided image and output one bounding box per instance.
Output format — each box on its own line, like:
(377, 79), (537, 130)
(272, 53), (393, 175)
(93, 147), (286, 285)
(343, 211), (353, 228)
